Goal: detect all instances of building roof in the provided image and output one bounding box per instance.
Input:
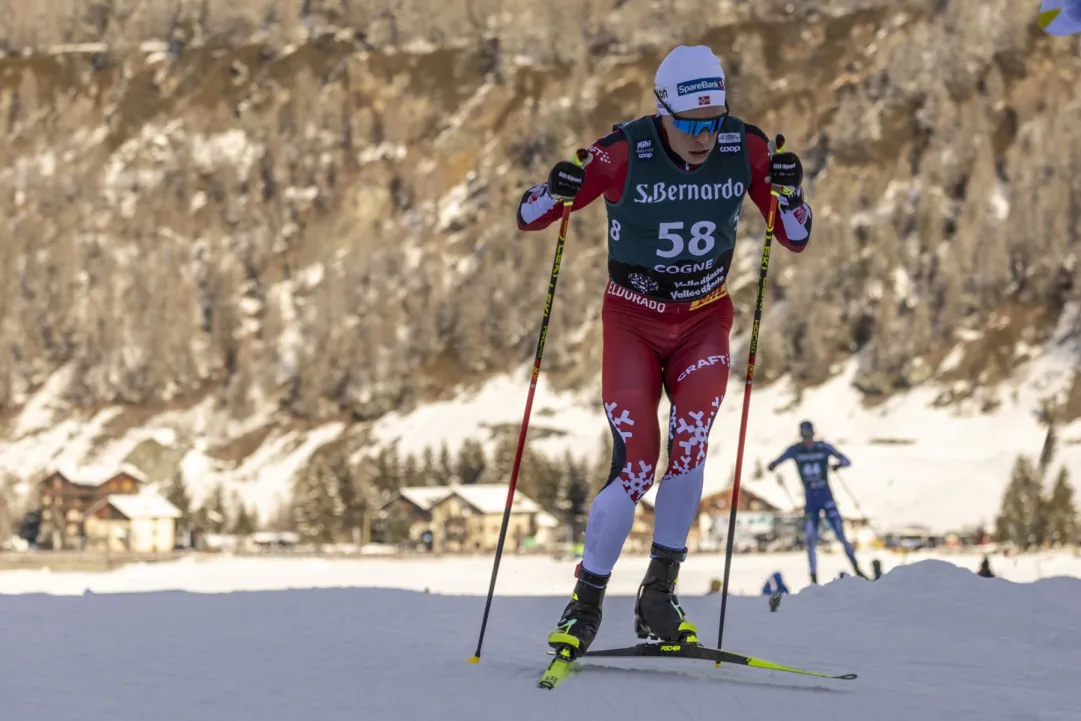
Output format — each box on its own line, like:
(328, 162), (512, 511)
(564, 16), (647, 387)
(442, 484), (542, 515)
(726, 478), (800, 514)
(397, 486), (456, 511)
(535, 510), (561, 528)
(639, 476), (800, 514)
(390, 483), (544, 516)
(51, 463), (149, 488)
(101, 491), (182, 520)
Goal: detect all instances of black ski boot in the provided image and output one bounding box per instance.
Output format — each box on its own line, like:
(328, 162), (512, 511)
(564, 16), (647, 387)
(633, 543), (698, 643)
(547, 564), (609, 659)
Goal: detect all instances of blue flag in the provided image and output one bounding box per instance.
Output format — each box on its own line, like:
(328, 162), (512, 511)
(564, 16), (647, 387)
(1040, 0), (1081, 35)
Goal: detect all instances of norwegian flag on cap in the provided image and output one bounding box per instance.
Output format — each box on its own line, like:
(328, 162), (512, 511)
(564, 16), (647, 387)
(698, 96), (711, 106)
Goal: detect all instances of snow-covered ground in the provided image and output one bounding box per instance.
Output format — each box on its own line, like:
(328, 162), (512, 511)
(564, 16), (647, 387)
(0, 548), (1078, 597)
(0, 555), (1078, 720)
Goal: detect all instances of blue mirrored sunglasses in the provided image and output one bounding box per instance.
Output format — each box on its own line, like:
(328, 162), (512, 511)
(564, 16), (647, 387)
(655, 89), (727, 136)
(670, 115), (726, 136)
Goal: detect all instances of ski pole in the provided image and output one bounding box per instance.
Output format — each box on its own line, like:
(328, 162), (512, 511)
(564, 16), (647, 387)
(469, 148), (591, 664)
(716, 135), (786, 658)
(833, 469), (881, 540)
(775, 472), (799, 509)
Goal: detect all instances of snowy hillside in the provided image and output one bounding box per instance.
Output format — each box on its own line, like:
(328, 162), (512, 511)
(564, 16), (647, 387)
(0, 304), (1076, 533)
(0, 556), (1078, 720)
(0, 370), (345, 521)
(371, 304), (1081, 534)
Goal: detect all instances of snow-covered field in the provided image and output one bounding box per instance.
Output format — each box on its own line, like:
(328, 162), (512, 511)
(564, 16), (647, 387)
(1, 547), (1078, 597)
(0, 553), (1078, 720)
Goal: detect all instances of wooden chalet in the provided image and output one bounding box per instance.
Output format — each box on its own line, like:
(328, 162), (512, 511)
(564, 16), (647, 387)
(38, 466), (147, 549)
(84, 491), (182, 553)
(377, 487), (455, 545)
(380, 484), (560, 552)
(697, 486), (787, 514)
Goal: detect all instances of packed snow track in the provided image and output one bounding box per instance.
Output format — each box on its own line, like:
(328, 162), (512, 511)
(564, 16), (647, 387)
(0, 559), (1077, 720)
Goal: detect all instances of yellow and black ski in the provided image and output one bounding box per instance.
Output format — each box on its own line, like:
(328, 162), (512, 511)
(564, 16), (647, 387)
(583, 641), (857, 680)
(540, 640), (856, 687)
(538, 645), (576, 689)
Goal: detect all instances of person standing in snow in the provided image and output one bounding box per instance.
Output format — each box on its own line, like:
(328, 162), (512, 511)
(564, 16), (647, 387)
(768, 420), (865, 584)
(762, 571), (789, 612)
(516, 45), (813, 658)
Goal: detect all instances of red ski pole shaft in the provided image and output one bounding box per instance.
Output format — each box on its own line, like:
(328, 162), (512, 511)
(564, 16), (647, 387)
(470, 148), (591, 663)
(716, 135), (786, 657)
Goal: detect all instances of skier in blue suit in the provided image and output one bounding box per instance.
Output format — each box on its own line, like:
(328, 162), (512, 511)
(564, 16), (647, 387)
(768, 421), (865, 584)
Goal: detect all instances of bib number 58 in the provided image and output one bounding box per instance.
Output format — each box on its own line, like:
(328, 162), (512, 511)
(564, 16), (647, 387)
(657, 221), (716, 258)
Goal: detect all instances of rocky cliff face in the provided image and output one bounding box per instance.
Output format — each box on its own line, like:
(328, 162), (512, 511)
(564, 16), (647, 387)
(0, 1), (1078, 519)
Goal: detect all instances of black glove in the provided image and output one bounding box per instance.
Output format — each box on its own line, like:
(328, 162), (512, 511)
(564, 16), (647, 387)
(767, 462), (777, 472)
(547, 160), (585, 201)
(830, 463), (842, 471)
(768, 151), (802, 188)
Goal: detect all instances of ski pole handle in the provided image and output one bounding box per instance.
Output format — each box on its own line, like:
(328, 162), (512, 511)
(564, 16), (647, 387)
(558, 148), (592, 207)
(766, 134), (788, 198)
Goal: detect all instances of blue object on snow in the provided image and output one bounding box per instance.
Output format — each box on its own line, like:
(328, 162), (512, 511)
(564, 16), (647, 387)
(762, 571), (790, 596)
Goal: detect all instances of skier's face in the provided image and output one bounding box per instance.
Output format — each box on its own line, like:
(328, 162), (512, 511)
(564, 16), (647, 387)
(661, 108), (726, 164)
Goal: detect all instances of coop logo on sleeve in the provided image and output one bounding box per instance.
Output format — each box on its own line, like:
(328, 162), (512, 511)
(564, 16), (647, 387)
(636, 139), (654, 160)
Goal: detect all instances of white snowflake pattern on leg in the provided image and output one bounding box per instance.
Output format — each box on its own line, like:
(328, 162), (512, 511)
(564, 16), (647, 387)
(621, 460), (655, 503)
(662, 397), (722, 482)
(604, 401), (635, 442)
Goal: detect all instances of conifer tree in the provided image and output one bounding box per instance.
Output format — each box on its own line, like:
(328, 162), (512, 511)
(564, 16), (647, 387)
(164, 470), (193, 523)
(421, 446), (439, 486)
(292, 456), (343, 544)
(401, 453), (422, 487)
(370, 448), (403, 494)
(437, 443), (455, 484)
(196, 483), (229, 534)
(1045, 467), (1079, 547)
(994, 455), (1045, 549)
(457, 438), (487, 485)
(488, 434), (519, 485)
(565, 453), (590, 543)
(231, 493), (257, 536)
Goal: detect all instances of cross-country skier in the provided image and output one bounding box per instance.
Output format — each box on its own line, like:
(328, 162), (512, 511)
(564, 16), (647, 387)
(767, 420), (865, 584)
(516, 45), (814, 659)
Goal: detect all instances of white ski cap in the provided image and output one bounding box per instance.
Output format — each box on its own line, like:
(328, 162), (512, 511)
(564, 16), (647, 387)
(654, 45), (726, 115)
(1039, 0), (1081, 36)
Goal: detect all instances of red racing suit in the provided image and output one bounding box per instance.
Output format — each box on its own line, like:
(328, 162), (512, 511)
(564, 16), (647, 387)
(515, 116), (811, 513)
